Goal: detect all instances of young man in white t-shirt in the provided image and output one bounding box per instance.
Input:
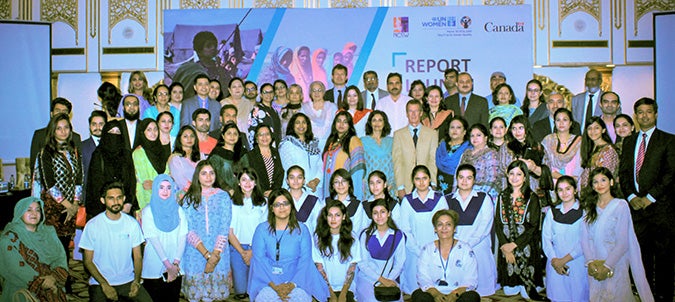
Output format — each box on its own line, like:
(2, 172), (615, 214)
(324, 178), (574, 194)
(80, 181), (152, 302)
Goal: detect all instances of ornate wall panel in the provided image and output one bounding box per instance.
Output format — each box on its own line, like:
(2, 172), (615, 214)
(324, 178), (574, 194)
(108, 0), (148, 43)
(180, 0), (220, 8)
(0, 0), (11, 19)
(41, 0), (79, 43)
(254, 0), (293, 7)
(405, 0), (446, 6)
(558, 0), (602, 35)
(633, 0), (674, 35)
(331, 0), (368, 7)
(483, 0), (523, 5)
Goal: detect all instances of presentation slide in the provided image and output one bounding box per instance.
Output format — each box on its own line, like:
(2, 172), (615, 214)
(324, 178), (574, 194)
(164, 6), (533, 100)
(654, 12), (675, 134)
(0, 21), (51, 164)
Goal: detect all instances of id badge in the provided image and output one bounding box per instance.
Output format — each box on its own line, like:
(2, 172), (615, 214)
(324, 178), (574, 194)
(272, 266), (283, 275)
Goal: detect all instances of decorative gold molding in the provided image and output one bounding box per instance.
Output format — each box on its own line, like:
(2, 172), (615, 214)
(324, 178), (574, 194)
(406, 0), (445, 6)
(634, 0), (674, 35)
(19, 0), (31, 20)
(483, 0), (523, 5)
(552, 40), (608, 47)
(180, 0), (220, 8)
(558, 0), (602, 36)
(611, 0), (622, 29)
(254, 0), (294, 7)
(533, 73), (575, 109)
(41, 0), (79, 44)
(455, 0), (473, 4)
(535, 0), (547, 30)
(88, 0), (98, 38)
(108, 0), (148, 43)
(0, 0), (11, 20)
(229, 0), (244, 8)
(332, 0), (369, 7)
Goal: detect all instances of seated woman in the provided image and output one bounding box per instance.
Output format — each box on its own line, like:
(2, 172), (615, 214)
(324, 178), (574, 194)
(0, 197), (68, 302)
(208, 122), (245, 193)
(542, 108), (583, 183)
(169, 126), (204, 192)
(229, 168), (268, 300)
(446, 164), (496, 296)
(355, 198), (406, 302)
(286, 165), (323, 234)
(248, 189), (329, 302)
(541, 176), (588, 302)
(313, 200), (361, 302)
(141, 174), (187, 302)
(326, 169), (367, 233)
(436, 116), (470, 194)
(412, 209), (481, 302)
(363, 171), (400, 224)
(580, 167), (653, 301)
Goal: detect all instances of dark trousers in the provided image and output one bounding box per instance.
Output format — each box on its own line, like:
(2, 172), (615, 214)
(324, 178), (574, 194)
(410, 289), (480, 302)
(333, 290), (355, 302)
(636, 220), (675, 302)
(143, 277), (182, 302)
(88, 281), (153, 302)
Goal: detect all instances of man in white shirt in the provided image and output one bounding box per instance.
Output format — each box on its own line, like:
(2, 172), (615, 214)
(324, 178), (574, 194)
(375, 72), (412, 132)
(80, 181), (151, 302)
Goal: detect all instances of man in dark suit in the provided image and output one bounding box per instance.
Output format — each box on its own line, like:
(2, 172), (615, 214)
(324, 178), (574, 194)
(179, 73), (222, 132)
(118, 94), (142, 150)
(571, 69), (603, 130)
(361, 70), (389, 110)
(442, 72), (489, 127)
(323, 64), (348, 105)
(30, 97), (82, 174)
(619, 97), (675, 302)
(532, 92), (580, 142)
(81, 110), (106, 200)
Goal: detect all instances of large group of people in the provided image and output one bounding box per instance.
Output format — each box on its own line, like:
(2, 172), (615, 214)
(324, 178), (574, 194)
(1, 65), (673, 302)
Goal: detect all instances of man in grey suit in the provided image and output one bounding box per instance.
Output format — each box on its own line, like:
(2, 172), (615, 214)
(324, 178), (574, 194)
(442, 72), (489, 127)
(179, 74), (221, 132)
(572, 69), (603, 130)
(531, 92), (580, 142)
(361, 70), (389, 110)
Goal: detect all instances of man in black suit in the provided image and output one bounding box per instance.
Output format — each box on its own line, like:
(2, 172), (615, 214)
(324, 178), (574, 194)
(532, 92), (580, 142)
(619, 97), (675, 302)
(323, 64), (348, 105)
(81, 110), (106, 200)
(442, 72), (489, 127)
(118, 94), (142, 150)
(30, 97), (82, 174)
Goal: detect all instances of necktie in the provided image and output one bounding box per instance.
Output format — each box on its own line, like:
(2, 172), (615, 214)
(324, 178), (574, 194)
(371, 93), (376, 110)
(337, 89), (342, 104)
(412, 128), (418, 147)
(636, 133), (647, 181)
(585, 94), (595, 125)
(461, 96), (467, 116)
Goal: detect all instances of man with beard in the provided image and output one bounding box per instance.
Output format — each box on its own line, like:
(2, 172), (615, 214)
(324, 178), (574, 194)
(244, 80), (258, 102)
(442, 68), (459, 97)
(192, 108), (218, 155)
(119, 94), (142, 150)
(86, 120), (137, 218)
(82, 111), (106, 189)
(599, 91), (622, 142)
(375, 72), (412, 132)
(30, 97), (82, 174)
(572, 69), (604, 130)
(80, 181), (151, 302)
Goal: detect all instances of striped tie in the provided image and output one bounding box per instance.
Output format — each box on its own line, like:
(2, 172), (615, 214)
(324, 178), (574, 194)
(635, 133), (647, 181)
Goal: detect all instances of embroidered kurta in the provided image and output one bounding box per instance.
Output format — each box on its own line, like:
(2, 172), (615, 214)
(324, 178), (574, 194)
(322, 136), (366, 200)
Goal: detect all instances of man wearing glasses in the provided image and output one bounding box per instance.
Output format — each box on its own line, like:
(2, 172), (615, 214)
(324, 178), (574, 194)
(361, 70), (389, 110)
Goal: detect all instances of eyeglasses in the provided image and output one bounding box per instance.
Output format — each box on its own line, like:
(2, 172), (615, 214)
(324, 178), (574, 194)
(262, 90), (274, 94)
(311, 89), (324, 93)
(245, 88), (257, 92)
(364, 77), (377, 82)
(157, 92), (169, 96)
(273, 201), (290, 208)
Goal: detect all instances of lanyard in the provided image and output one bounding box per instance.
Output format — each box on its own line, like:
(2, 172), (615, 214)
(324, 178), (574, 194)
(274, 224), (289, 261)
(437, 240), (455, 282)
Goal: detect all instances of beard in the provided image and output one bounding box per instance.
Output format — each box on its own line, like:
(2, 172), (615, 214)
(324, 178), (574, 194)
(124, 110), (140, 121)
(106, 204), (123, 214)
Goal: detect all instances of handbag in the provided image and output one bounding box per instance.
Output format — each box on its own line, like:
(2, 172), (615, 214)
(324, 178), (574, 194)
(373, 230), (401, 301)
(75, 206), (87, 228)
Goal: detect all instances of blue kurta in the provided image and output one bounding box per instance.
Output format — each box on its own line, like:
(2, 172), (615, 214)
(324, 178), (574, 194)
(248, 222), (329, 301)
